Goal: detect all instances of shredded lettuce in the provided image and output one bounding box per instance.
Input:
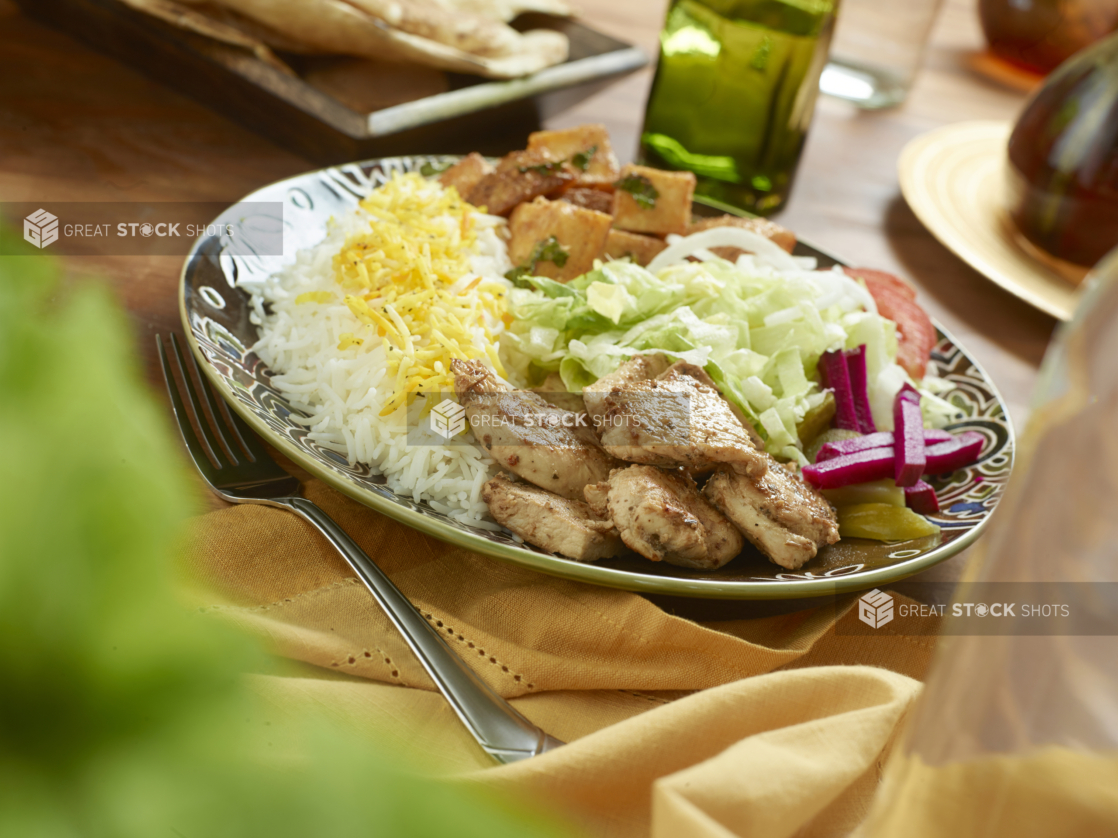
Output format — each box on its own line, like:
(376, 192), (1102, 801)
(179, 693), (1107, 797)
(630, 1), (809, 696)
(501, 254), (928, 456)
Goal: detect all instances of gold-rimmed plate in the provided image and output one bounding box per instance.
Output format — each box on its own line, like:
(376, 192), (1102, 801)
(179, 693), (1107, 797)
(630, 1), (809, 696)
(898, 120), (1084, 322)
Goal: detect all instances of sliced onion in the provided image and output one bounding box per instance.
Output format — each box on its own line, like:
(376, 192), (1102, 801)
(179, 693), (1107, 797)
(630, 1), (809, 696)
(647, 227), (801, 273)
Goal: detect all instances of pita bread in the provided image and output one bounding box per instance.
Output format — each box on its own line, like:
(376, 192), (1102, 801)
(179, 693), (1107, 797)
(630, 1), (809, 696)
(117, 0), (297, 72)
(187, 2), (325, 53)
(431, 0), (573, 23)
(172, 0), (569, 77)
(342, 0), (522, 58)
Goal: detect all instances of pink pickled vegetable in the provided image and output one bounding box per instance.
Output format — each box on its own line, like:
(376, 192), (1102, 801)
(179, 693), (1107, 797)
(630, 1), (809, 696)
(802, 447), (895, 489)
(893, 388), (926, 487)
(805, 428), (985, 491)
(905, 480), (940, 514)
(845, 345), (877, 434)
(819, 350), (859, 432)
(816, 429), (953, 462)
(897, 382), (921, 404)
(925, 431), (985, 473)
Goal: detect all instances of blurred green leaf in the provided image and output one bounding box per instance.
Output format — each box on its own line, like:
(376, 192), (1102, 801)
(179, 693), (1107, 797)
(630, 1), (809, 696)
(0, 227), (575, 838)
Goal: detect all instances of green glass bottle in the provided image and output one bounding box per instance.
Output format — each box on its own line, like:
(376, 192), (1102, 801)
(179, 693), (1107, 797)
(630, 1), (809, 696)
(639, 0), (837, 216)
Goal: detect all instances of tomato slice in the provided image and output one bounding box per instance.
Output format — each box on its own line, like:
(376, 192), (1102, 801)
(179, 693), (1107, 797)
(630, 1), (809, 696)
(844, 267), (936, 380)
(843, 267), (916, 300)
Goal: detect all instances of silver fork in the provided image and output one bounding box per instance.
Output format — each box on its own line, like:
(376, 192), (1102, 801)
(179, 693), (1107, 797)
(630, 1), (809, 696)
(158, 333), (564, 763)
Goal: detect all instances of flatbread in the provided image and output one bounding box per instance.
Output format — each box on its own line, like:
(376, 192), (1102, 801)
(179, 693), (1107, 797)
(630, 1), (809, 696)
(117, 0), (297, 72)
(168, 0), (569, 77)
(342, 0), (527, 57)
(429, 0), (573, 24)
(188, 2), (324, 53)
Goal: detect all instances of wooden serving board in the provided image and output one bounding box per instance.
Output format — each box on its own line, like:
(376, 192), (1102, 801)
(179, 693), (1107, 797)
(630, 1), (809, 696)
(13, 0), (647, 163)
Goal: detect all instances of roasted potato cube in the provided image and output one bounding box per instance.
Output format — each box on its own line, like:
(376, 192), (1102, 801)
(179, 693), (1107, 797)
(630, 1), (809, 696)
(559, 186), (614, 214)
(611, 165), (696, 235)
(466, 149), (573, 216)
(527, 123), (620, 185)
(508, 197), (612, 283)
(605, 229), (667, 267)
(688, 214), (797, 259)
(438, 152), (494, 198)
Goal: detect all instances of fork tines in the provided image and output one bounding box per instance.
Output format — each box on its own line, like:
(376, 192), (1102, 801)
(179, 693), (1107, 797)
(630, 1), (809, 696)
(158, 333), (263, 474)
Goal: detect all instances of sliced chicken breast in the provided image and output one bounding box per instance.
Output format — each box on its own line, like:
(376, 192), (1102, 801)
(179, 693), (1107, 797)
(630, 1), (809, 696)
(483, 473), (624, 562)
(582, 354), (674, 466)
(452, 359), (620, 500)
(531, 371), (587, 414)
(601, 465), (743, 570)
(596, 361), (768, 478)
(704, 460), (839, 570)
(582, 354), (671, 419)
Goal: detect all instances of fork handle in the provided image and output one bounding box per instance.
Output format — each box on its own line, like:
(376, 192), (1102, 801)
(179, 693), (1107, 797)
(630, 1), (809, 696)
(279, 496), (564, 764)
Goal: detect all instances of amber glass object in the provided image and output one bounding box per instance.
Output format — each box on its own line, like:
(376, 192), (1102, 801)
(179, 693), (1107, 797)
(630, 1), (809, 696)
(1006, 32), (1118, 268)
(980, 0), (1118, 74)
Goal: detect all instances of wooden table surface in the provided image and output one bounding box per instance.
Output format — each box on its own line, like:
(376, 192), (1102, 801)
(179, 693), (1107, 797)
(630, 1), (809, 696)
(0, 0), (1057, 607)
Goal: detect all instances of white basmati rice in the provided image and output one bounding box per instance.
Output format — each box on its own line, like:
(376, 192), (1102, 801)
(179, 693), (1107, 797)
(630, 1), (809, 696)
(241, 177), (515, 528)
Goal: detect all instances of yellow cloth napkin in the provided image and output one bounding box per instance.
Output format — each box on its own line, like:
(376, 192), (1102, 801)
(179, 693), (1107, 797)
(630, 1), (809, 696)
(853, 748), (1118, 838)
(187, 479), (942, 838)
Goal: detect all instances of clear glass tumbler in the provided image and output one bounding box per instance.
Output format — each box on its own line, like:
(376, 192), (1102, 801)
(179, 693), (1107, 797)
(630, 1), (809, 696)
(853, 248), (1118, 837)
(820, 0), (945, 109)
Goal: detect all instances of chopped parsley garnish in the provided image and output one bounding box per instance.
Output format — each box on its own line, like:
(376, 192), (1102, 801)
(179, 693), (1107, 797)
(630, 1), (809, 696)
(534, 236), (569, 267)
(419, 160), (453, 177)
(504, 235), (570, 284)
(517, 160), (566, 176)
(615, 174), (659, 210)
(571, 145), (598, 171)
(519, 145), (599, 177)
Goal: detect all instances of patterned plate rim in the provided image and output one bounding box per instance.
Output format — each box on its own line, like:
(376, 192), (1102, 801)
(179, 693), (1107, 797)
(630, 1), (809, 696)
(179, 158), (1016, 600)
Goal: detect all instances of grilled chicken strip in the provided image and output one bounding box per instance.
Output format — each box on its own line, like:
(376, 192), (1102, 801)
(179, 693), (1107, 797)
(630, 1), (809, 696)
(452, 359), (620, 500)
(594, 360), (768, 478)
(704, 460), (839, 570)
(531, 371), (587, 414)
(582, 353), (670, 423)
(593, 465), (743, 570)
(582, 354), (675, 466)
(483, 473), (624, 562)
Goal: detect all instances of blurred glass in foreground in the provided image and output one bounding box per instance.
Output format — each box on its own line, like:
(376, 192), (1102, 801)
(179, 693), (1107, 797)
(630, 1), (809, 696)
(820, 0), (945, 109)
(1006, 32), (1118, 273)
(0, 229), (574, 838)
(639, 0), (837, 215)
(853, 248), (1118, 837)
(980, 0), (1118, 75)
